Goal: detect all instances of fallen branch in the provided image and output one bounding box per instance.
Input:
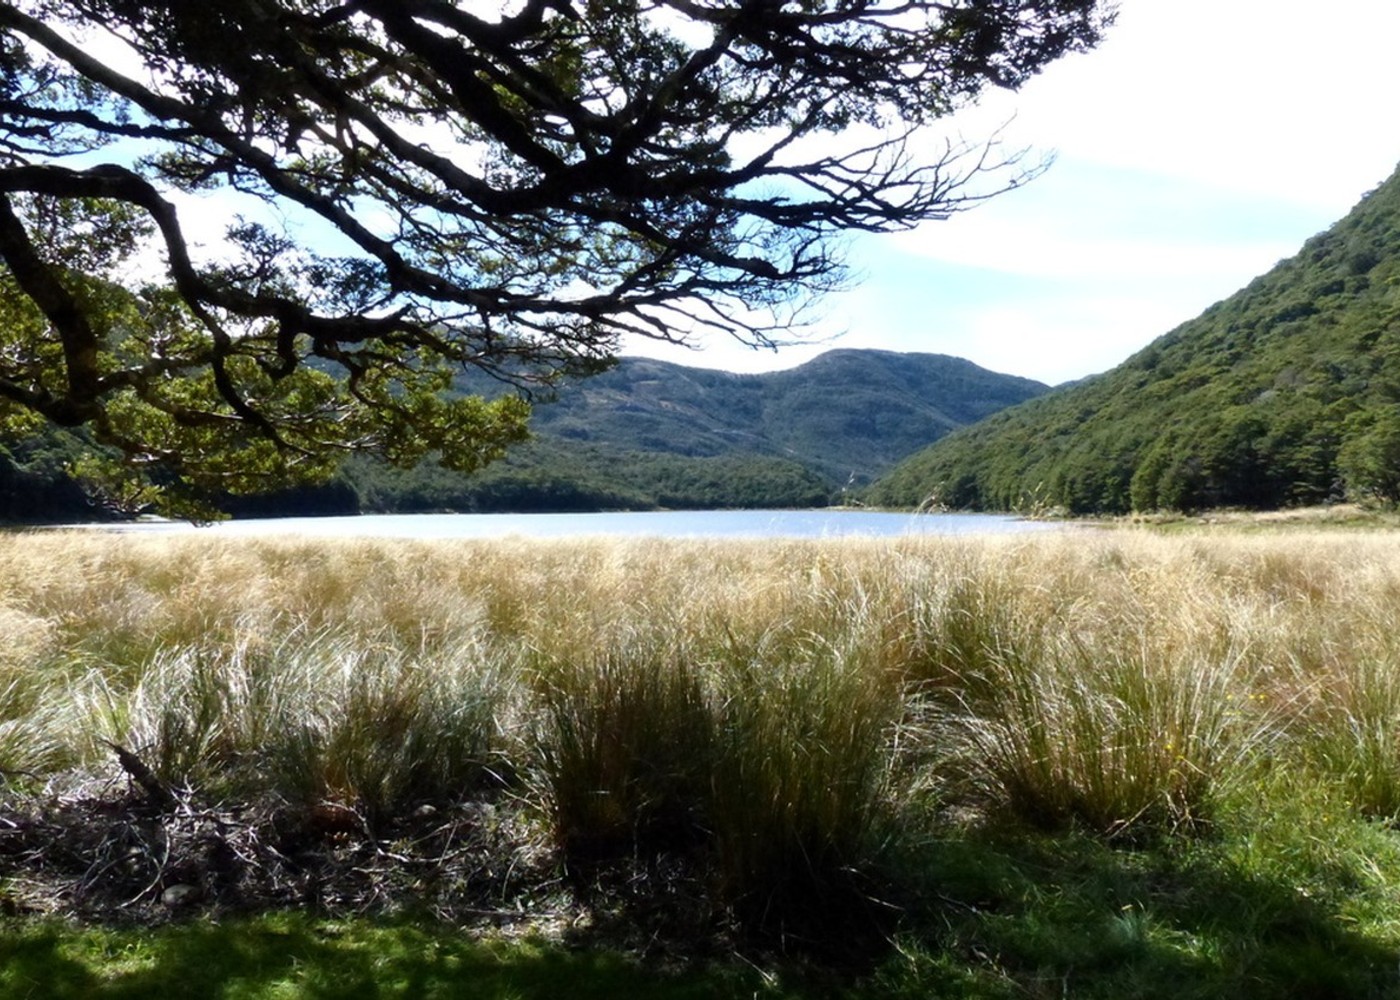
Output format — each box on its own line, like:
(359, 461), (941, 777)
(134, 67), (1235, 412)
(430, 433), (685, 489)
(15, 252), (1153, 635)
(101, 740), (177, 811)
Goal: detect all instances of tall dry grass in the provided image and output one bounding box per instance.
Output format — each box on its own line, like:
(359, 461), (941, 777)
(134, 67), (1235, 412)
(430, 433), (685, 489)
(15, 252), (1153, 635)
(5, 528), (1400, 920)
(99, 631), (514, 822)
(532, 635), (714, 859)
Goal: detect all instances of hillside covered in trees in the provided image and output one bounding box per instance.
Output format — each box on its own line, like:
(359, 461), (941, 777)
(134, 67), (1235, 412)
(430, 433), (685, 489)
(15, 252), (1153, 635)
(330, 350), (1049, 514)
(1, 350), (1046, 520)
(868, 163), (1400, 515)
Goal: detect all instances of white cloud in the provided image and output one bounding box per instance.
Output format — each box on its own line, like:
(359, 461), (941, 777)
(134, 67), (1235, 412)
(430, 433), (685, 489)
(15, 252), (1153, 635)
(971, 0), (1400, 209)
(629, 0), (1400, 384)
(928, 296), (1199, 384)
(889, 214), (1295, 283)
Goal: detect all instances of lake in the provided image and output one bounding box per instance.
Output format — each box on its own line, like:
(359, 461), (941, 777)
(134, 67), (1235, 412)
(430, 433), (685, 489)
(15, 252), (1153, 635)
(76, 509), (1065, 540)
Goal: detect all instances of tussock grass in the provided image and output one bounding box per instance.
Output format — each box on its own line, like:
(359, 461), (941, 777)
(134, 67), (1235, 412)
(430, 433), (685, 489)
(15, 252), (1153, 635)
(0, 672), (77, 783)
(937, 640), (1261, 836)
(100, 629), (515, 823)
(532, 637), (713, 859)
(7, 527), (1400, 953)
(706, 636), (900, 928)
(1307, 649), (1400, 820)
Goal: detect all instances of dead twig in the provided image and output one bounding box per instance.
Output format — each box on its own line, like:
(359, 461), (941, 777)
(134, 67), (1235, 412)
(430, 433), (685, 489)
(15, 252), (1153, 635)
(101, 740), (177, 811)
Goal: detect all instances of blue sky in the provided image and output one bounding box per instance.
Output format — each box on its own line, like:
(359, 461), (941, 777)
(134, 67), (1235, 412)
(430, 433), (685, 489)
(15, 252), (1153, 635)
(623, 0), (1400, 385)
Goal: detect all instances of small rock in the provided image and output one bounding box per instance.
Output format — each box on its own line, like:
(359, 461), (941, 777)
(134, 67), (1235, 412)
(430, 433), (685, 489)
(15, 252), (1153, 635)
(459, 801), (497, 825)
(161, 884), (201, 907)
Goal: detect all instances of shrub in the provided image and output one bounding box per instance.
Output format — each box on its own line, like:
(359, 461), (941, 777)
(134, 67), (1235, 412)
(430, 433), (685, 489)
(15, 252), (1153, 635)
(939, 639), (1261, 838)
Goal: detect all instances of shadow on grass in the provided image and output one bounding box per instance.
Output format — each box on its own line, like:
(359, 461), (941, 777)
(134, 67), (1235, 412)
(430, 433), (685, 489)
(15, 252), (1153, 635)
(0, 914), (766, 1000)
(7, 828), (1400, 999)
(897, 828), (1400, 1000)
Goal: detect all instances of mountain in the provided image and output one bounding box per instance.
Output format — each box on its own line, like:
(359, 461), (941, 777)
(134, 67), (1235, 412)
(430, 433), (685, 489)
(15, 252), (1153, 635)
(528, 349), (1048, 484)
(352, 349), (1050, 513)
(868, 164), (1400, 515)
(0, 349), (1046, 520)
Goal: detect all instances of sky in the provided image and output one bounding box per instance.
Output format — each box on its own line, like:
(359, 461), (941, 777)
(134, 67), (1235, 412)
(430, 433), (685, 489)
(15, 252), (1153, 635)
(621, 0), (1400, 386)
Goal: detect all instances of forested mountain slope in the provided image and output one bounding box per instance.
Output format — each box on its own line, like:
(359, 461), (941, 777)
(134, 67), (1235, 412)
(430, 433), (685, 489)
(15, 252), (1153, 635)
(3, 350), (1046, 519)
(868, 164), (1400, 514)
(528, 349), (1047, 483)
(354, 349), (1048, 512)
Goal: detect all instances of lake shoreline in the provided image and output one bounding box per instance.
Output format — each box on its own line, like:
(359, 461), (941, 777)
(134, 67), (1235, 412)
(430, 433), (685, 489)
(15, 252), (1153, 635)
(46, 507), (1066, 540)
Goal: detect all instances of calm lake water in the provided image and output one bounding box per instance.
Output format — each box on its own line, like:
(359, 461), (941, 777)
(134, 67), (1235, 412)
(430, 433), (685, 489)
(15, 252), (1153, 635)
(78, 509), (1063, 541)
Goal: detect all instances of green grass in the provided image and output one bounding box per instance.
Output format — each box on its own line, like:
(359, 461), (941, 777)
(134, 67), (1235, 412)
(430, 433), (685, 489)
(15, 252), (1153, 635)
(0, 914), (770, 999)
(6, 792), (1400, 1000)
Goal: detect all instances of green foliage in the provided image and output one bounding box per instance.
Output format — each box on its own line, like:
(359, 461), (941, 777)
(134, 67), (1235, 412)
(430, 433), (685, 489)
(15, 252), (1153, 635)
(1337, 406), (1400, 505)
(0, 430), (98, 522)
(869, 166), (1400, 514)
(0, 200), (526, 518)
(349, 443), (833, 514)
(337, 350), (1046, 514)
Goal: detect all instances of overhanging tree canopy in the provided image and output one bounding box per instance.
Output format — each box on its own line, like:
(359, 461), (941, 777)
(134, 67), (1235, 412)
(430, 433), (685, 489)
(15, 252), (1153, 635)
(0, 0), (1112, 516)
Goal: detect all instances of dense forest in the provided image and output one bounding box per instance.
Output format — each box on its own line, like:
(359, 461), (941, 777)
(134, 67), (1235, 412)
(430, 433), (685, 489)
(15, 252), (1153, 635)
(520, 350), (1048, 485)
(272, 350), (1047, 515)
(1, 350), (1045, 520)
(868, 163), (1400, 515)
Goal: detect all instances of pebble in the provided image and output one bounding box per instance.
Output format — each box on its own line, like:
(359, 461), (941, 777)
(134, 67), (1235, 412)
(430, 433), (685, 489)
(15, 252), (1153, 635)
(161, 884), (201, 907)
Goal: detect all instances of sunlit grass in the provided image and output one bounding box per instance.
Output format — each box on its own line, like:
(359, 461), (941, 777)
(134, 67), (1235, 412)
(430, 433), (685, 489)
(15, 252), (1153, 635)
(0, 913), (769, 1000)
(6, 527), (1400, 988)
(935, 638), (1265, 834)
(98, 631), (515, 823)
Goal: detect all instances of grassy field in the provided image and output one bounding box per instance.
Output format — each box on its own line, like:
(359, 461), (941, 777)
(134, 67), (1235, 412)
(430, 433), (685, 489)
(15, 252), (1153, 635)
(4, 526), (1400, 996)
